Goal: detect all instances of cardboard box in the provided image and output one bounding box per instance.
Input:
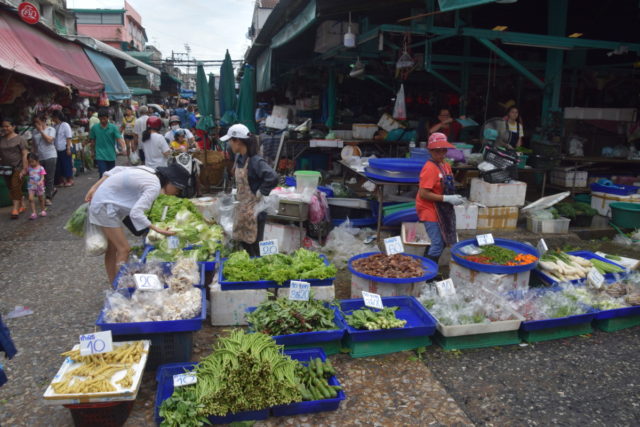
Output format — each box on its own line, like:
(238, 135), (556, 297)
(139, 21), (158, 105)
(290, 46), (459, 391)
(476, 206), (519, 230)
(210, 284), (269, 326)
(263, 222), (304, 253)
(470, 178), (527, 207)
(454, 204), (479, 230)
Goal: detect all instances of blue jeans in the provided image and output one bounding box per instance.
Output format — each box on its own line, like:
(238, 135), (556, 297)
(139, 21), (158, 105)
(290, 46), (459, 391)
(96, 160), (115, 178)
(423, 221), (445, 258)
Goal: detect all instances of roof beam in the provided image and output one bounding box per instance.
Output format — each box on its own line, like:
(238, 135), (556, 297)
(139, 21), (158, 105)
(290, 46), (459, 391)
(476, 37), (545, 89)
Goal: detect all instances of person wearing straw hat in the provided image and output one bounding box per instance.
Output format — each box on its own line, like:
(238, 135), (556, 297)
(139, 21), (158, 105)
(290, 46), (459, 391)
(416, 133), (464, 264)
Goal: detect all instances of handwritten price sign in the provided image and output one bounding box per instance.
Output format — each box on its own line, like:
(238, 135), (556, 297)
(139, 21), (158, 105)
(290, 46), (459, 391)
(476, 233), (495, 247)
(289, 281), (311, 301)
(435, 278), (456, 297)
(259, 239), (279, 256)
(134, 274), (163, 291)
(173, 373), (197, 387)
(80, 330), (113, 356)
(384, 236), (404, 256)
(362, 291), (384, 310)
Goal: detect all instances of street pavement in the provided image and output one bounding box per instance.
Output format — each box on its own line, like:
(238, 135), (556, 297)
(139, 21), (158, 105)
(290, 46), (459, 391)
(0, 167), (639, 426)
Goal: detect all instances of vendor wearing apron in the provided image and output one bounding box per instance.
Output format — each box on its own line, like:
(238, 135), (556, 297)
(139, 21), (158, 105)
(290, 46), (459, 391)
(416, 133), (465, 264)
(84, 163), (190, 283)
(221, 124), (278, 257)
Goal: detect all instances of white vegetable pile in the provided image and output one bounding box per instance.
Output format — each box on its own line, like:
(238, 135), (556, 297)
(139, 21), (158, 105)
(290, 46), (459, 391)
(538, 253), (595, 282)
(105, 257), (201, 323)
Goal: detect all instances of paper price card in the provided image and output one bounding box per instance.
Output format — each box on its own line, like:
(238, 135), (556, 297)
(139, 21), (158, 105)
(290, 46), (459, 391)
(362, 291), (384, 309)
(80, 330), (113, 356)
(537, 239), (548, 255)
(289, 281), (311, 301)
(588, 268), (605, 289)
(259, 239), (279, 256)
(167, 236), (180, 250)
(384, 236), (404, 256)
(173, 373), (197, 388)
(476, 233), (495, 246)
(435, 278), (456, 297)
(134, 274), (163, 291)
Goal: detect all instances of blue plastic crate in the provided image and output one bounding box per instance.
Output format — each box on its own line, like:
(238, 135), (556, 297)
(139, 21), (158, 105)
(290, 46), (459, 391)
(590, 182), (639, 196)
(451, 238), (540, 274)
(271, 348), (345, 416)
(219, 254), (335, 290)
(154, 362), (270, 425)
(532, 251), (626, 287)
(96, 287), (206, 334)
(112, 261), (206, 290)
(348, 252), (438, 284)
(245, 304), (346, 346)
(142, 245), (217, 273)
(594, 304), (640, 320)
(339, 296), (437, 342)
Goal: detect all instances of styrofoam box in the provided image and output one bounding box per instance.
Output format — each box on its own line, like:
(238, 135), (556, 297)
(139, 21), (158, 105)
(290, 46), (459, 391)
(265, 115), (288, 130)
(352, 124), (378, 140)
(263, 222), (304, 254)
(277, 285), (335, 301)
(310, 139), (344, 148)
(454, 204), (479, 230)
(332, 130), (353, 140)
(350, 275), (424, 298)
(550, 169), (588, 188)
(526, 216), (571, 234)
(591, 191), (640, 217)
(564, 107), (637, 122)
(210, 284), (268, 326)
(449, 260), (531, 294)
(378, 113), (403, 132)
(401, 222), (431, 257)
(469, 178), (527, 207)
(476, 206), (519, 230)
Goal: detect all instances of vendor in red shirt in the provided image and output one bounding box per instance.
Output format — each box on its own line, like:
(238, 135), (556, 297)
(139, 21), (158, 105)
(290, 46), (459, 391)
(416, 133), (464, 264)
(429, 108), (462, 141)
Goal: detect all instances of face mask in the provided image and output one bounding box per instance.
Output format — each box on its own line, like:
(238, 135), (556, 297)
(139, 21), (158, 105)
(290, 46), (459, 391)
(171, 125), (179, 131)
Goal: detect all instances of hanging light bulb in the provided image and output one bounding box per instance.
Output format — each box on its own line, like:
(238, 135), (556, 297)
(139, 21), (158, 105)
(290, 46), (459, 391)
(344, 12), (356, 48)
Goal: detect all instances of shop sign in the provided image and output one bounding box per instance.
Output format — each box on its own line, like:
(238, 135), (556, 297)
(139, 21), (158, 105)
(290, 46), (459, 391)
(18, 2), (40, 25)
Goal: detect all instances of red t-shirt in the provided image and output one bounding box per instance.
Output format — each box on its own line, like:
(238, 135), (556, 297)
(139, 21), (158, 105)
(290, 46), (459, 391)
(416, 161), (452, 222)
(441, 121), (461, 141)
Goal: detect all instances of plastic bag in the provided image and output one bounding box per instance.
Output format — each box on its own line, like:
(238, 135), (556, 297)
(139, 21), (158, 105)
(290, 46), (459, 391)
(85, 221), (108, 256)
(64, 203), (88, 238)
(129, 151), (141, 165)
(321, 220), (375, 268)
(530, 209), (555, 220)
(254, 194), (279, 218)
(393, 84), (406, 120)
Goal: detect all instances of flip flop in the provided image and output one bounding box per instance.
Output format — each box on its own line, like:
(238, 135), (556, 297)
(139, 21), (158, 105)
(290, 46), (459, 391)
(10, 210), (18, 219)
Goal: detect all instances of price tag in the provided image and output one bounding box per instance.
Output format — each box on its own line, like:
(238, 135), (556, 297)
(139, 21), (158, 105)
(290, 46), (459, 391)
(362, 291), (384, 309)
(588, 268), (605, 289)
(435, 278), (456, 297)
(167, 236), (180, 250)
(289, 281), (311, 301)
(80, 330), (113, 356)
(134, 274), (163, 291)
(476, 233), (495, 246)
(259, 239), (279, 256)
(161, 205), (169, 221)
(173, 373), (197, 388)
(537, 239), (548, 255)
(383, 236), (404, 256)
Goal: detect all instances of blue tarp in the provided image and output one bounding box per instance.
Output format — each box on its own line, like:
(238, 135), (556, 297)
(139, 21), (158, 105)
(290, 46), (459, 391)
(83, 48), (130, 101)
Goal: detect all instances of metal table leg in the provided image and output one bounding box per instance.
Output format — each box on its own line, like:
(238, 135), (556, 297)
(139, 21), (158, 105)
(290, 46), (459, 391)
(376, 184), (384, 243)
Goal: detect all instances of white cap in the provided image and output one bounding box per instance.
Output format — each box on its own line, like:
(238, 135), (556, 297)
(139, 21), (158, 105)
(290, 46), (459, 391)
(220, 124), (251, 141)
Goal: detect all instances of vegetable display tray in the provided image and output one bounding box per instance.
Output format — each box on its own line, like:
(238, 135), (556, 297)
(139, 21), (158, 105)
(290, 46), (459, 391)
(450, 238), (540, 274)
(347, 252), (438, 284)
(593, 315), (640, 332)
(245, 304), (346, 355)
(519, 322), (593, 343)
(532, 251), (627, 286)
(112, 261), (206, 290)
(594, 304), (640, 320)
(219, 254), (335, 290)
(141, 245), (216, 273)
(154, 362), (270, 425)
(96, 287), (206, 334)
(434, 330), (521, 350)
(271, 348), (345, 416)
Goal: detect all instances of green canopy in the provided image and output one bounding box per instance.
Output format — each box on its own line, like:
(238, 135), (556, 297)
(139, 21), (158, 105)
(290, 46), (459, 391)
(236, 64), (257, 134)
(325, 68), (336, 129)
(196, 64), (214, 131)
(219, 50), (237, 124)
(208, 73), (217, 120)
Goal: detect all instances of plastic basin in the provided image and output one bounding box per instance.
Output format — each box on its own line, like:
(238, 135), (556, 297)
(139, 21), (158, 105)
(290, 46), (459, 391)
(610, 202), (640, 229)
(450, 238), (540, 274)
(348, 252), (438, 284)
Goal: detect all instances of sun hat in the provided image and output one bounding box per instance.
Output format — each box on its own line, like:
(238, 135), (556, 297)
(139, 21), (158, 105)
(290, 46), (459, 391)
(220, 124), (251, 142)
(427, 132), (455, 150)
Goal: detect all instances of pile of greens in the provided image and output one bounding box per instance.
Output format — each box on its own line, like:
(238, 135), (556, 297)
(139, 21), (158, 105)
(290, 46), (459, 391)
(246, 297), (338, 336)
(555, 202), (597, 219)
(159, 330), (300, 427)
(346, 307), (407, 330)
(223, 249), (337, 285)
(64, 203), (88, 237)
(147, 194), (204, 223)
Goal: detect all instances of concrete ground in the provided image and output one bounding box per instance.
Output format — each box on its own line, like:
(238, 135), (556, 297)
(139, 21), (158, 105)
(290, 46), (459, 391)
(0, 168), (638, 426)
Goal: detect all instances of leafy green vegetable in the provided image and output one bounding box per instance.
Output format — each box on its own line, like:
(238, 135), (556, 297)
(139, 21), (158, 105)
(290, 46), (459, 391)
(246, 297), (338, 335)
(147, 194), (204, 223)
(64, 203), (88, 237)
(346, 307), (406, 330)
(159, 385), (210, 427)
(223, 249), (337, 285)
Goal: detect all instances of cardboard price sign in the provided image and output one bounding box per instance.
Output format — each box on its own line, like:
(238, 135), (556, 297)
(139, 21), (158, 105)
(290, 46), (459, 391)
(362, 291), (383, 309)
(587, 268), (605, 289)
(383, 236), (404, 256)
(289, 281), (311, 301)
(80, 330), (113, 356)
(134, 274), (163, 291)
(476, 234), (495, 246)
(259, 239), (279, 256)
(537, 239), (548, 255)
(435, 278), (456, 297)
(173, 373), (197, 387)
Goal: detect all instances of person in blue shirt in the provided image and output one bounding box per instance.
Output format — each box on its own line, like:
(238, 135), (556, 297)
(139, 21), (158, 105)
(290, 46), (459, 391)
(255, 102), (269, 132)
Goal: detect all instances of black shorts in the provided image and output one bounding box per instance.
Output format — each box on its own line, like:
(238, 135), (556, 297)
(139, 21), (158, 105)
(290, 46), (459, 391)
(124, 134), (134, 140)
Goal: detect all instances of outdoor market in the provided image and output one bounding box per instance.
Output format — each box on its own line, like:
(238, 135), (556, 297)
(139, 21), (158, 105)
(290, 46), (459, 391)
(2, 0), (640, 426)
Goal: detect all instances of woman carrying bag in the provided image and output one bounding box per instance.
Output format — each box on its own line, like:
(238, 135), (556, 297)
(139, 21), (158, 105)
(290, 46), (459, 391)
(221, 124), (278, 256)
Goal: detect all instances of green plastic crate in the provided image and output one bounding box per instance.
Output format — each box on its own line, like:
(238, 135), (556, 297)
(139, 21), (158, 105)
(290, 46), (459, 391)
(284, 340), (342, 356)
(593, 315), (640, 332)
(344, 335), (431, 358)
(434, 330), (520, 351)
(519, 322), (592, 343)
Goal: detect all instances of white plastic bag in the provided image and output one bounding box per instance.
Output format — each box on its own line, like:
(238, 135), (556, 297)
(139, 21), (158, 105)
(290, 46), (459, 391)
(254, 194), (279, 218)
(393, 84), (406, 121)
(85, 221), (108, 256)
(129, 150), (141, 165)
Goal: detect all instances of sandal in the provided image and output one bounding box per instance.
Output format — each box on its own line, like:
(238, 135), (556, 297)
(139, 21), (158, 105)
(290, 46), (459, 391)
(10, 210), (18, 219)
(18, 206), (26, 214)
(40, 210), (47, 217)
(64, 181), (74, 187)
(29, 213), (37, 220)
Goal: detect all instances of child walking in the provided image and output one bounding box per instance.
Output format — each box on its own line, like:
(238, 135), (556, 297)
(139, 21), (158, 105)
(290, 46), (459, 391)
(26, 153), (47, 219)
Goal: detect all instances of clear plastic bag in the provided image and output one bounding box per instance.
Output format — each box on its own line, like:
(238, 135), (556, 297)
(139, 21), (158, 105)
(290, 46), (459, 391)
(64, 203), (88, 238)
(85, 221), (108, 256)
(214, 195), (237, 237)
(129, 151), (141, 165)
(321, 220), (375, 268)
(254, 194), (279, 218)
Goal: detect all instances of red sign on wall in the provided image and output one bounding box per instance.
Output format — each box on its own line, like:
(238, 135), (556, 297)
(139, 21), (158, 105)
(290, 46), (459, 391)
(18, 2), (40, 25)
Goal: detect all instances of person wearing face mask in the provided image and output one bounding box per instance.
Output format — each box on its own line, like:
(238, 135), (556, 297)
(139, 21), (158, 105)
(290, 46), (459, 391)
(164, 115), (195, 146)
(416, 133), (464, 265)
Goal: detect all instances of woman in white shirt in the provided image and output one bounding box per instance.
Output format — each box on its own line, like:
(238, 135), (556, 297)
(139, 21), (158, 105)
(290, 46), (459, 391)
(504, 106), (524, 148)
(31, 115), (57, 205)
(141, 116), (171, 169)
(84, 162), (190, 283)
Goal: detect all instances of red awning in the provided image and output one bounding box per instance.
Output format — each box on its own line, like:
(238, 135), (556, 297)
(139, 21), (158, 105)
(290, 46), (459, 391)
(0, 14), (65, 88)
(3, 13), (103, 97)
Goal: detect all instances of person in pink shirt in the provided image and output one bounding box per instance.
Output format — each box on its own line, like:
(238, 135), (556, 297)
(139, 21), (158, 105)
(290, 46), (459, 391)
(26, 153), (47, 219)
